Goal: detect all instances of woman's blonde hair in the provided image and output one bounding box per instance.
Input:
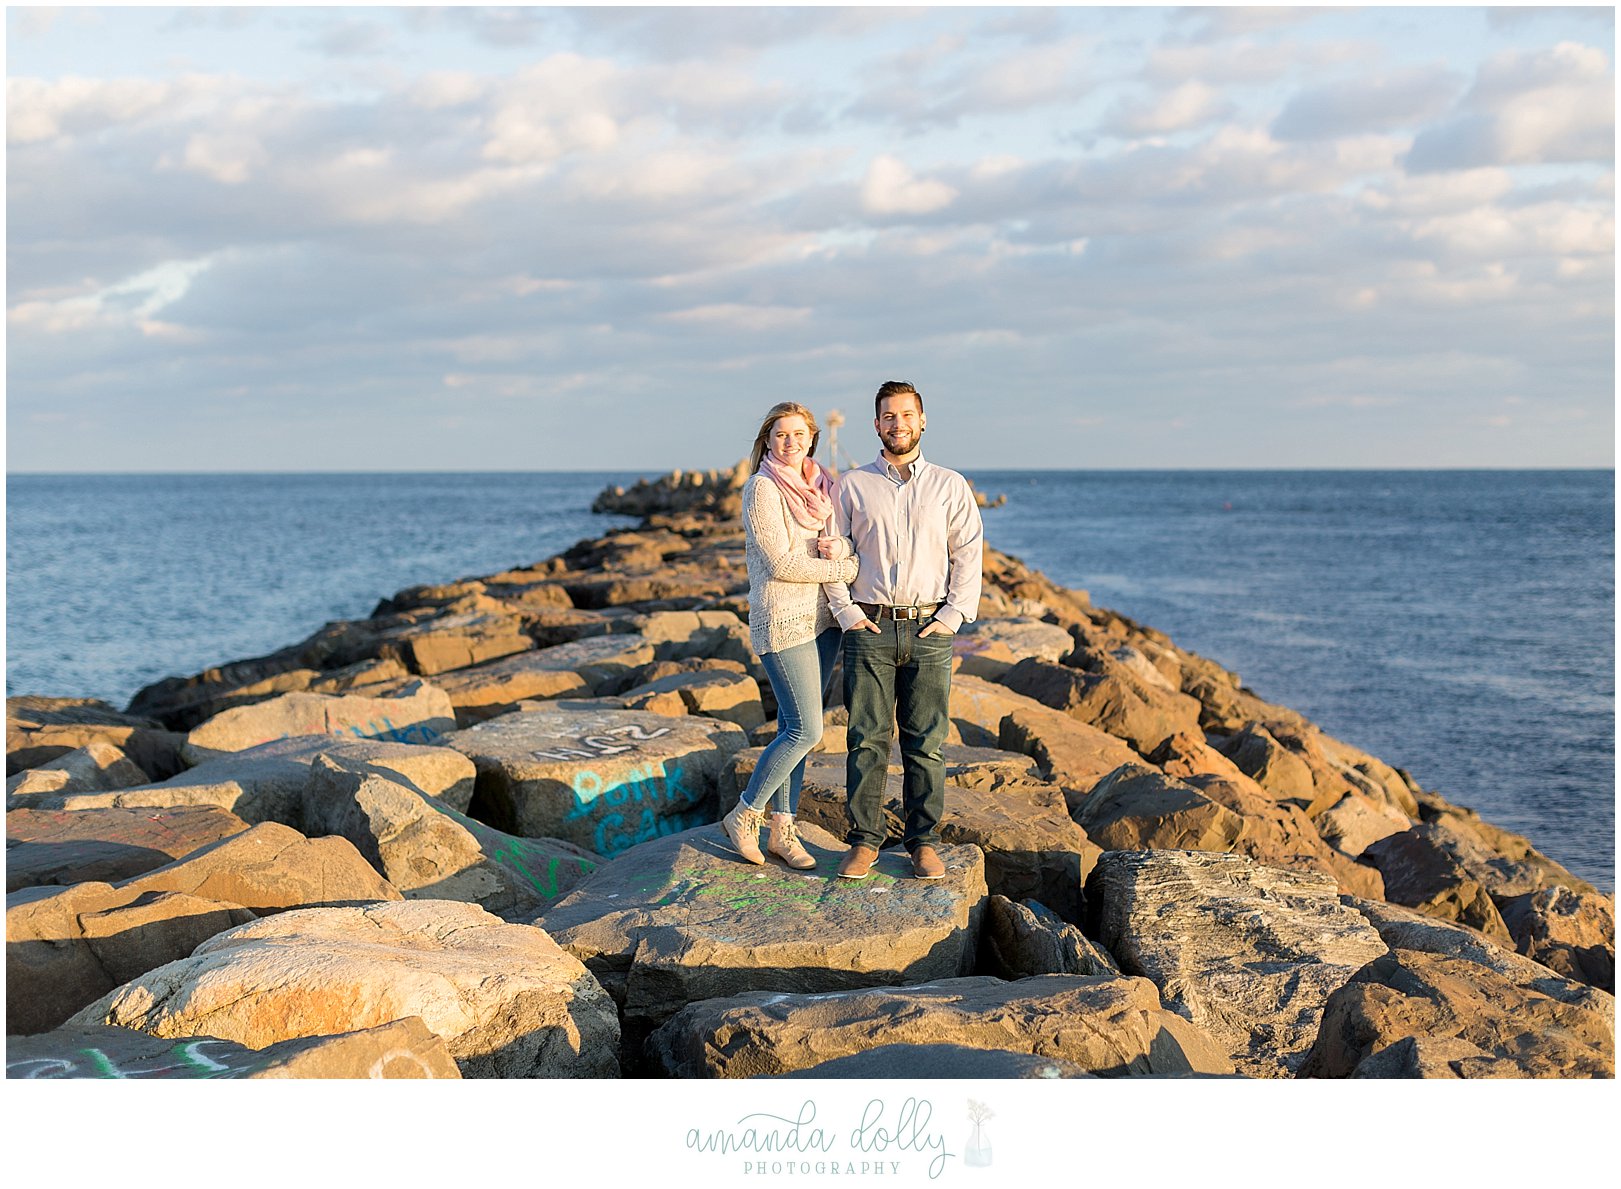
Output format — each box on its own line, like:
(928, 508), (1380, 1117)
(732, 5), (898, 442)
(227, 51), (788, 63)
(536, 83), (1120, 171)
(749, 402), (821, 473)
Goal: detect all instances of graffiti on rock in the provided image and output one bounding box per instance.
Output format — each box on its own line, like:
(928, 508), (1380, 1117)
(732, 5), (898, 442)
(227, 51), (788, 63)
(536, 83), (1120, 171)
(242, 715), (442, 750)
(560, 759), (705, 856)
(11, 1039), (245, 1080)
(431, 801), (599, 901)
(628, 864), (906, 917)
(356, 717), (442, 745)
(527, 722), (673, 762)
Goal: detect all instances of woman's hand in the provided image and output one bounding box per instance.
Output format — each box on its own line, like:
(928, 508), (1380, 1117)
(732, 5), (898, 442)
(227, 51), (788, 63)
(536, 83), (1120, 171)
(816, 536), (838, 559)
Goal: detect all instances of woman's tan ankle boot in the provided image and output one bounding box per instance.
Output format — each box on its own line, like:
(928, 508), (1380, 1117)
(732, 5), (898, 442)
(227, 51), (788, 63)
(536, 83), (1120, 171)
(768, 814), (817, 870)
(721, 800), (765, 864)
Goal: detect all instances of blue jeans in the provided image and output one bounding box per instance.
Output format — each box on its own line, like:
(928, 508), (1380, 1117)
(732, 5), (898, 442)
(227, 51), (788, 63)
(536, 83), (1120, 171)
(843, 620), (953, 852)
(741, 627), (842, 815)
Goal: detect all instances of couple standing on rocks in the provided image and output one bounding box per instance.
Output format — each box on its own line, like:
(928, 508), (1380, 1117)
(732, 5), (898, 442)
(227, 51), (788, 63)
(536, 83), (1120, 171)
(720, 380), (985, 880)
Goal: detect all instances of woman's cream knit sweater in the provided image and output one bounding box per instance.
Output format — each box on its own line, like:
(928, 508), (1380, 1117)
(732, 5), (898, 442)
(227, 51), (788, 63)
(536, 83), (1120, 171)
(743, 472), (858, 656)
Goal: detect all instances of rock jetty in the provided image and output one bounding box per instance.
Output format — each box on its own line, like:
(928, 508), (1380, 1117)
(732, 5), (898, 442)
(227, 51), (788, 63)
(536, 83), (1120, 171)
(7, 464), (1612, 1079)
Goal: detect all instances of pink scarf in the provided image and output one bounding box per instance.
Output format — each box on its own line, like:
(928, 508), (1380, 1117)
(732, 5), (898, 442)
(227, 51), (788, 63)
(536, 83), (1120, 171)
(760, 454), (836, 531)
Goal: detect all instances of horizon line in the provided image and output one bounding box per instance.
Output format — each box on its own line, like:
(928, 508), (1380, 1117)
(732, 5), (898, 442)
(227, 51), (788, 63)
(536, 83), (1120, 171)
(7, 465), (1616, 478)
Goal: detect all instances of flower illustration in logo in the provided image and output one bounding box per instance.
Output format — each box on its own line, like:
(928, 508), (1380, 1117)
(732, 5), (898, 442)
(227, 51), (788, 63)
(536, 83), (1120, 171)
(965, 1099), (994, 1168)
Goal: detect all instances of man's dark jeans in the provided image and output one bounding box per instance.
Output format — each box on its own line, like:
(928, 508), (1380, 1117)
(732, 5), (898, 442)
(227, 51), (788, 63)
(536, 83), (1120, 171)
(842, 619), (953, 853)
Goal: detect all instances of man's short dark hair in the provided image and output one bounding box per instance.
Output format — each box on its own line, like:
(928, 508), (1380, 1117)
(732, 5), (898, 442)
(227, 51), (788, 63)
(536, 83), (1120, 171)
(875, 381), (923, 417)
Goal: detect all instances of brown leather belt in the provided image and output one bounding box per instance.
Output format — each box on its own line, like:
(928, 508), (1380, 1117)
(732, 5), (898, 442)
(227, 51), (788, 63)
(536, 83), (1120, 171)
(858, 601), (943, 622)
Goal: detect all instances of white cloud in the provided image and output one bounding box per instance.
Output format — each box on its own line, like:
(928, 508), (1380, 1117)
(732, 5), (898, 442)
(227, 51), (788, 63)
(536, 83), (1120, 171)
(961, 37), (1091, 111)
(1146, 37), (1377, 87)
(1409, 202), (1613, 260)
(1106, 80), (1232, 136)
(1271, 67), (1463, 140)
(175, 131), (268, 185)
(1407, 42), (1614, 170)
(1357, 168), (1516, 215)
(860, 155), (958, 216)
(657, 304), (813, 332)
(7, 75), (190, 144)
(9, 256), (216, 334)
(409, 72), (489, 110)
(480, 54), (625, 165)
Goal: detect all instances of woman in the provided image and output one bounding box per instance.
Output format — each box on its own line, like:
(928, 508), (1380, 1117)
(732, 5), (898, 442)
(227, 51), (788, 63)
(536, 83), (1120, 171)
(720, 401), (858, 868)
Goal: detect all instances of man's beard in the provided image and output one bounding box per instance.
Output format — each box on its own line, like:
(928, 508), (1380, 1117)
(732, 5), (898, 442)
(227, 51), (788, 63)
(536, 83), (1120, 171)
(882, 428), (919, 454)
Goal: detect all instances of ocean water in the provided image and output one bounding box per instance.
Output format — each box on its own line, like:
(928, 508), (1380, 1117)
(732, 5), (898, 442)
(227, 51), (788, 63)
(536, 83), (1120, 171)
(6, 469), (1613, 890)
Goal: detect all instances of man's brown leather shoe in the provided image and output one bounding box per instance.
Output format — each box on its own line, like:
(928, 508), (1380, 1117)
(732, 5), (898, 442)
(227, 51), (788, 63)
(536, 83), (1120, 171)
(911, 845), (945, 879)
(837, 845), (879, 880)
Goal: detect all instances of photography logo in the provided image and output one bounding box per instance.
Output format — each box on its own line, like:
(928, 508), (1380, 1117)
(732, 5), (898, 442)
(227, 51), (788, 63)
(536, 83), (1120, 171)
(685, 1097), (957, 1179)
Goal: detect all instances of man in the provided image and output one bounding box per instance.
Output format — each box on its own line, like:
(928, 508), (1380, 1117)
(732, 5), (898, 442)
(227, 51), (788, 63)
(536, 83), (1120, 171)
(820, 380), (984, 879)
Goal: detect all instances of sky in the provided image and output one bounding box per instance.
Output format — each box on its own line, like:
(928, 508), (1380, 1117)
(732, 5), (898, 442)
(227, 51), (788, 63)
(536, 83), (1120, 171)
(4, 4), (1615, 471)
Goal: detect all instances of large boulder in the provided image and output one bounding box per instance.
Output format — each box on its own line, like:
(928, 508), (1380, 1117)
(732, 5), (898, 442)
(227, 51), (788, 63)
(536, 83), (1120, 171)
(1219, 722), (1419, 819)
(981, 895), (1120, 980)
(7, 821), (400, 1035)
(1497, 886), (1615, 993)
(7, 696), (185, 780)
(7, 884), (255, 1036)
(106, 820), (400, 914)
(995, 702), (1141, 796)
(559, 568), (742, 611)
(1148, 730), (1260, 787)
(1092, 850), (1389, 1077)
(622, 610), (755, 667)
(1415, 796), (1595, 895)
(501, 635), (658, 694)
(370, 608), (534, 676)
(1075, 764), (1383, 899)
(1343, 895), (1568, 977)
(17, 736), (476, 831)
(182, 680), (456, 762)
(1302, 946), (1615, 1079)
(1216, 724), (1317, 802)
(1000, 657), (1202, 755)
(443, 708), (746, 856)
(6, 804), (250, 892)
(430, 651), (590, 726)
(6, 1018), (460, 1080)
(755, 748), (1093, 920)
(539, 821), (985, 1064)
(646, 974), (1233, 1078)
(5, 740), (151, 798)
(1075, 764), (1244, 852)
(68, 900), (620, 1078)
(927, 782), (1096, 921)
(302, 755), (597, 919)
(618, 671), (765, 732)
(1361, 823), (1516, 943)
(948, 674), (1061, 750)
(1311, 789), (1413, 858)
(953, 618), (1075, 683)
